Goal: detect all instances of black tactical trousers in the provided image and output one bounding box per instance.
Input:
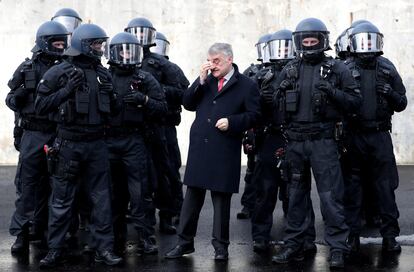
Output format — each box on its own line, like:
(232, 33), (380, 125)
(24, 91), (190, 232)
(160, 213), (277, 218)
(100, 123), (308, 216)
(106, 133), (148, 243)
(10, 130), (54, 236)
(251, 133), (286, 242)
(284, 138), (349, 253)
(240, 152), (256, 213)
(47, 137), (114, 251)
(165, 125), (184, 216)
(150, 126), (176, 220)
(343, 131), (400, 237)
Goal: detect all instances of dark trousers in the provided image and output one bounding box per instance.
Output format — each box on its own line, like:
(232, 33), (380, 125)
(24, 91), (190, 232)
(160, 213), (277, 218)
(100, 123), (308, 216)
(165, 125), (184, 216)
(106, 133), (148, 242)
(10, 130), (54, 236)
(240, 152), (256, 212)
(343, 131), (400, 237)
(47, 138), (114, 251)
(178, 186), (232, 250)
(251, 133), (292, 242)
(284, 139), (349, 253)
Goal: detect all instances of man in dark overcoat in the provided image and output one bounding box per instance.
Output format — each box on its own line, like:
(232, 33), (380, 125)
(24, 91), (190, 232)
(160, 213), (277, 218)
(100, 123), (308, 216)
(165, 43), (260, 260)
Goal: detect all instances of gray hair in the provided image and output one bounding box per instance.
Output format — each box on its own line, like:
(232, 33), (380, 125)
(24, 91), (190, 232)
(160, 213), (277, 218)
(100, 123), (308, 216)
(208, 43), (233, 58)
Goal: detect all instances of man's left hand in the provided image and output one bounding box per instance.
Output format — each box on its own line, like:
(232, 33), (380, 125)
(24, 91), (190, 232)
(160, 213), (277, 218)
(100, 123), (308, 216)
(315, 80), (335, 96)
(215, 118), (229, 131)
(377, 83), (393, 96)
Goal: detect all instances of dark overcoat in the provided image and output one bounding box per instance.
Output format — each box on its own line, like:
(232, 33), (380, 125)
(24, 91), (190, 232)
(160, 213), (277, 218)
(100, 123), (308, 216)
(182, 64), (260, 193)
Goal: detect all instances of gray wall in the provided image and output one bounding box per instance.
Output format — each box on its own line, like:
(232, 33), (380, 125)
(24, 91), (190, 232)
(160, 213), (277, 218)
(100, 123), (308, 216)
(0, 0), (413, 164)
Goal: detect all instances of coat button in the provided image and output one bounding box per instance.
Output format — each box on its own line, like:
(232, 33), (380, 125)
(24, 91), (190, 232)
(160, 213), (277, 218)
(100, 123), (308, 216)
(204, 138), (208, 143)
(207, 118), (211, 123)
(213, 101), (216, 104)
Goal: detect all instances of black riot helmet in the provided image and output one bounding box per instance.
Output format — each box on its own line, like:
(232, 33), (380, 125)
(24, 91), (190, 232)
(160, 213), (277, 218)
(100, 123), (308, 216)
(268, 29), (295, 61)
(255, 34), (273, 63)
(109, 32), (143, 67)
(124, 17), (157, 47)
(334, 29), (349, 59)
(64, 23), (108, 60)
(293, 18), (330, 55)
(32, 21), (70, 56)
(349, 22), (383, 54)
(51, 8), (82, 34)
(150, 32), (170, 57)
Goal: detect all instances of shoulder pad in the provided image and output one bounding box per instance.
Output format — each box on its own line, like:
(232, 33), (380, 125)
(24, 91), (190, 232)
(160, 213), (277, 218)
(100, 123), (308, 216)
(136, 70), (146, 80)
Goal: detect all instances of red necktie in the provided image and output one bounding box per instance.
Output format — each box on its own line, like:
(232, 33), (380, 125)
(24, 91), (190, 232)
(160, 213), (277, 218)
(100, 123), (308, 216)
(218, 77), (225, 92)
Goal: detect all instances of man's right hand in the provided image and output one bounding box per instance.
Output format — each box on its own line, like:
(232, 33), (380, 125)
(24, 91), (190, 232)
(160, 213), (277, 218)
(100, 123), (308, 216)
(279, 79), (292, 91)
(66, 69), (84, 93)
(199, 62), (213, 84)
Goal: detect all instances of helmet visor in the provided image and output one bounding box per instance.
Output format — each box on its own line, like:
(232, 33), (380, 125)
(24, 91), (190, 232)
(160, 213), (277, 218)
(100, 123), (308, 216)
(82, 38), (108, 59)
(52, 16), (82, 33)
(126, 27), (156, 46)
(255, 42), (266, 61)
(335, 34), (349, 53)
(350, 32), (383, 53)
(268, 39), (294, 60)
(293, 31), (329, 53)
(150, 39), (170, 56)
(110, 43), (143, 65)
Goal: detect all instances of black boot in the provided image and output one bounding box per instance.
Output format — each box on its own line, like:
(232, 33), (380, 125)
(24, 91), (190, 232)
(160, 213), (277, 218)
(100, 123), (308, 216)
(138, 236), (158, 255)
(11, 233), (29, 254)
(165, 243), (195, 259)
(347, 234), (360, 253)
(159, 216), (176, 235)
(382, 237), (401, 253)
(329, 251), (345, 269)
(95, 250), (123, 266)
(39, 249), (65, 269)
(253, 240), (269, 253)
(272, 247), (304, 264)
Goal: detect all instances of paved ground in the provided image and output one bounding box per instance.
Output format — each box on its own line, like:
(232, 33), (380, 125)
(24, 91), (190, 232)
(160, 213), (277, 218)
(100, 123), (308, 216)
(0, 165), (413, 271)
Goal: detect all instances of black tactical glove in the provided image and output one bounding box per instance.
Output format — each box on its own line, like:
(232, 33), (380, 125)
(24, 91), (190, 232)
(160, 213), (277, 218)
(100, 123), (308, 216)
(279, 79), (292, 90)
(261, 86), (275, 105)
(315, 80), (336, 96)
(123, 91), (147, 105)
(376, 83), (393, 96)
(64, 69), (84, 95)
(96, 65), (110, 82)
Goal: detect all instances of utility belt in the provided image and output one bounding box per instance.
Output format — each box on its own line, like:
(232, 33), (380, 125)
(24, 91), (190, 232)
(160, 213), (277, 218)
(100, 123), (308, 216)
(20, 118), (56, 133)
(350, 120), (391, 132)
(104, 126), (142, 138)
(57, 127), (104, 142)
(264, 125), (283, 135)
(286, 129), (334, 141)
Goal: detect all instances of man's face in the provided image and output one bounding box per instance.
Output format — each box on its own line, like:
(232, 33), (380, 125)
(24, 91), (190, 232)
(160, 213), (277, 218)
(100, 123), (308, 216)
(120, 50), (131, 60)
(302, 37), (320, 47)
(52, 40), (66, 50)
(207, 53), (233, 78)
(90, 40), (105, 52)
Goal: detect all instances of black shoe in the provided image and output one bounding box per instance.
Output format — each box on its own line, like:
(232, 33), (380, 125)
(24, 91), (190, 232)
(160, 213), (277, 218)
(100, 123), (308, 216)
(382, 237), (401, 253)
(139, 237), (158, 255)
(347, 234), (360, 253)
(236, 207), (251, 219)
(329, 251), (345, 269)
(303, 242), (317, 255)
(11, 234), (29, 254)
(214, 248), (229, 261)
(95, 250), (123, 266)
(39, 249), (64, 269)
(165, 244), (195, 259)
(159, 217), (177, 235)
(272, 247), (304, 264)
(253, 240), (269, 253)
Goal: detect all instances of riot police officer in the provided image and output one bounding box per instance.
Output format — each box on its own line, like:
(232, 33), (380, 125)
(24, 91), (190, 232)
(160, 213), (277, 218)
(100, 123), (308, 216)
(35, 23), (122, 268)
(125, 17), (189, 244)
(250, 29), (294, 252)
(343, 22), (407, 253)
(6, 21), (69, 254)
(237, 33), (273, 220)
(105, 32), (167, 254)
(151, 31), (188, 224)
(271, 18), (361, 269)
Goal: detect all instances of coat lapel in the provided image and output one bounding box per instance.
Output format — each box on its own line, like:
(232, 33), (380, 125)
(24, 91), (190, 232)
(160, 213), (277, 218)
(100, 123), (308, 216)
(214, 71), (239, 99)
